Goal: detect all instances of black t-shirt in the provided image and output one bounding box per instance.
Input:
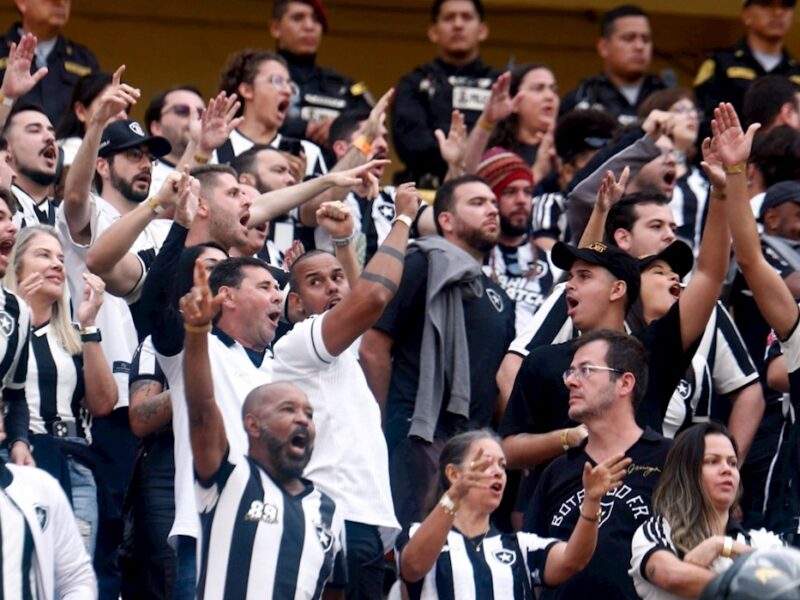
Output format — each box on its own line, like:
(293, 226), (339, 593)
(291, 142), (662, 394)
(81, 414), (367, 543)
(524, 428), (672, 600)
(374, 251), (516, 450)
(500, 301), (693, 438)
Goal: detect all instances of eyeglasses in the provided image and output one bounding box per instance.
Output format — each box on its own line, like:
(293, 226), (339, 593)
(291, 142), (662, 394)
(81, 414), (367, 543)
(121, 147), (156, 163)
(254, 74), (300, 97)
(670, 105), (701, 119)
(161, 104), (204, 119)
(562, 364), (623, 384)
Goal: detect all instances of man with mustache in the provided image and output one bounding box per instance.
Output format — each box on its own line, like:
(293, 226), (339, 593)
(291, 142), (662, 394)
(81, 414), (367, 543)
(3, 104), (59, 227)
(180, 260), (345, 599)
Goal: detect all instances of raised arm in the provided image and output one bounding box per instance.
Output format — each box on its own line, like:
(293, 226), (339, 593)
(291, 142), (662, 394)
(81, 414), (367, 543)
(63, 66), (140, 242)
(542, 454), (631, 586)
(718, 103), (799, 339)
(298, 89), (394, 227)
(85, 170), (192, 296)
(0, 33), (48, 127)
(316, 201), (361, 286)
(462, 72), (513, 174)
(435, 110), (467, 181)
(179, 260), (227, 481)
(181, 92), (243, 169)
(321, 182), (420, 356)
(77, 274), (117, 416)
(579, 167), (630, 247)
(248, 159), (388, 228)
(676, 125), (737, 353)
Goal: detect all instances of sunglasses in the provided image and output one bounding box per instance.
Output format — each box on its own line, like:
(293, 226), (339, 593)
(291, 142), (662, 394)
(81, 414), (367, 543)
(161, 104), (205, 118)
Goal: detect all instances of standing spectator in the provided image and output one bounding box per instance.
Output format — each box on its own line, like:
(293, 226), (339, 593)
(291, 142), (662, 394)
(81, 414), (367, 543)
(214, 49), (327, 175)
(560, 5), (666, 127)
(630, 423), (781, 599)
(477, 148), (561, 332)
(4, 225), (117, 554)
(398, 429), (631, 598)
(525, 330), (672, 600)
(694, 0), (800, 140)
(0, 0), (99, 125)
(179, 261), (345, 598)
(143, 85), (206, 193)
(270, 0), (373, 148)
(392, 0), (499, 186)
(360, 175), (516, 529)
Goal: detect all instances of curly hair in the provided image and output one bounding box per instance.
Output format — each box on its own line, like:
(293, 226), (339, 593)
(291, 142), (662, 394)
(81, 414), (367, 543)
(218, 49), (286, 117)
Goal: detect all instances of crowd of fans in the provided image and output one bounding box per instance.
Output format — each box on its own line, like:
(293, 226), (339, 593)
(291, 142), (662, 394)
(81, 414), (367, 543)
(1, 0), (800, 598)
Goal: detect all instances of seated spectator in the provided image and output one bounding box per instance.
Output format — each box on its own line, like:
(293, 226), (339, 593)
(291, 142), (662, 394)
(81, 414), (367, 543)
(398, 429), (631, 598)
(180, 261), (346, 599)
(214, 48), (326, 175)
(4, 225), (117, 554)
(630, 422), (782, 599)
(637, 88), (709, 251)
(525, 330), (672, 600)
(560, 4), (666, 127)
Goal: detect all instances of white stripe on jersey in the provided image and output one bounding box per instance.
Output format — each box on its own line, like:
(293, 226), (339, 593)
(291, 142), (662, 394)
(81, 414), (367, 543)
(27, 324), (88, 438)
(484, 535), (516, 599)
(196, 451), (343, 600)
(448, 532), (476, 600)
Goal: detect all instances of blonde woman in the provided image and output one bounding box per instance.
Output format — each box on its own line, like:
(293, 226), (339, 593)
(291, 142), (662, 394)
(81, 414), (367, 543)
(4, 225), (117, 553)
(630, 422), (782, 599)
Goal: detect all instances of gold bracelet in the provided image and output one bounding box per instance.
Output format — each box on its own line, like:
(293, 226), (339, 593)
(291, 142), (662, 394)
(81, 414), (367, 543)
(579, 506), (602, 522)
(723, 162), (745, 175)
(193, 153), (210, 164)
(148, 197), (165, 215)
(711, 188), (727, 200)
(721, 535), (733, 558)
(477, 118), (496, 132)
(561, 428), (571, 452)
(439, 493), (458, 516)
(184, 322), (211, 334)
(352, 135), (372, 156)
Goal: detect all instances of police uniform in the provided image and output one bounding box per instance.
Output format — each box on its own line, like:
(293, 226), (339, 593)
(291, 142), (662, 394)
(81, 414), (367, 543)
(560, 73), (666, 128)
(392, 58), (500, 186)
(279, 49), (372, 140)
(694, 38), (800, 135)
(0, 23), (99, 127)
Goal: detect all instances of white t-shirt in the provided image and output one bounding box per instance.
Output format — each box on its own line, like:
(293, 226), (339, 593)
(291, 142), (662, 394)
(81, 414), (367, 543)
(55, 195), (171, 408)
(271, 313), (400, 550)
(158, 329), (272, 543)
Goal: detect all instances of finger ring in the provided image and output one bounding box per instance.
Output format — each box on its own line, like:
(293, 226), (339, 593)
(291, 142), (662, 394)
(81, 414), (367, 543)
(469, 461), (475, 469)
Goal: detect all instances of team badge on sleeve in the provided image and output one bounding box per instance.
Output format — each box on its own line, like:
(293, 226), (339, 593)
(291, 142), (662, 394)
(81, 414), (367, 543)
(0, 311), (15, 336)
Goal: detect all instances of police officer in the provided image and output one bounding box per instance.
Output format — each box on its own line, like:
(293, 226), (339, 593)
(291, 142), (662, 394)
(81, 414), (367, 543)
(392, 0), (500, 187)
(270, 0), (372, 150)
(560, 4), (665, 128)
(0, 0), (99, 127)
(694, 0), (800, 139)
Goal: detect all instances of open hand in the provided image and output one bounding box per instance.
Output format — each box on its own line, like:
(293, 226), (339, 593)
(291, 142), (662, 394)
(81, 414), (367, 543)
(596, 166), (630, 212)
(582, 453), (631, 502)
(363, 88), (394, 140)
(195, 92), (243, 157)
(0, 33), (47, 101)
(448, 447), (493, 502)
(710, 103), (760, 168)
(435, 110), (467, 170)
(482, 71), (514, 126)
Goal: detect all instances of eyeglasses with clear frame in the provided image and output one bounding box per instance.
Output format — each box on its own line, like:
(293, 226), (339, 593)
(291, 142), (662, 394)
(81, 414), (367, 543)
(253, 74), (300, 97)
(562, 364), (624, 384)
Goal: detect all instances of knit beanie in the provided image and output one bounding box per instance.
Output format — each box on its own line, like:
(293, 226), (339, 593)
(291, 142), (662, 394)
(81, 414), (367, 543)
(476, 147), (534, 198)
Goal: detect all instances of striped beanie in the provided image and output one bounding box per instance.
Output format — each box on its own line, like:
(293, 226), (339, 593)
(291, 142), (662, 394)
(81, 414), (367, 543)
(476, 147), (533, 198)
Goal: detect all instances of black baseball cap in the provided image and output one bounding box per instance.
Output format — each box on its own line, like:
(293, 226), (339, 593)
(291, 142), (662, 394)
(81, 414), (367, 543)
(759, 180), (800, 221)
(637, 240), (694, 279)
(98, 119), (171, 159)
(552, 241), (641, 306)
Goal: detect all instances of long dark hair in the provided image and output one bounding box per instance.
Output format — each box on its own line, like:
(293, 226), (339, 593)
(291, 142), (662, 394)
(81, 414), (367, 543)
(652, 422), (741, 557)
(487, 63), (549, 157)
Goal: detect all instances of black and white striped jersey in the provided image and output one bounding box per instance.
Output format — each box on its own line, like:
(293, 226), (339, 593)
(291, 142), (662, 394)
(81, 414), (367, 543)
(399, 524), (558, 600)
(0, 286), (31, 446)
(195, 449), (346, 600)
